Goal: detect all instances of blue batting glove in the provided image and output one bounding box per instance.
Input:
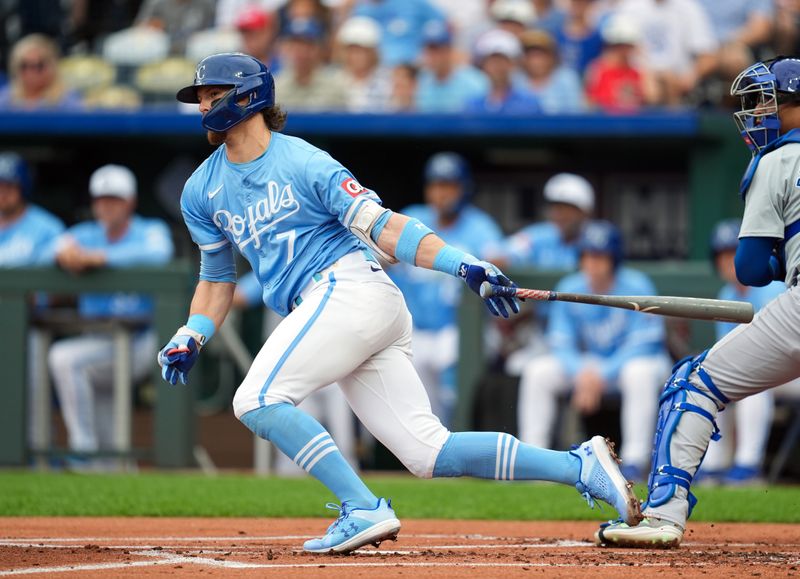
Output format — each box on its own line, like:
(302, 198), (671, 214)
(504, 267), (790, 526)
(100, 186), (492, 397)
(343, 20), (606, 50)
(157, 334), (201, 385)
(458, 260), (520, 318)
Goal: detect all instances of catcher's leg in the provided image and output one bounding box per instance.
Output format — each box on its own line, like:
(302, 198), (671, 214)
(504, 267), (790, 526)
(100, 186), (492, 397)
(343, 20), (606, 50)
(597, 288), (800, 548)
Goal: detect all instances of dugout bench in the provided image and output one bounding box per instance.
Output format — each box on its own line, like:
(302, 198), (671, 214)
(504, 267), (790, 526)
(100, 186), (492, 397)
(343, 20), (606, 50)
(0, 264), (195, 467)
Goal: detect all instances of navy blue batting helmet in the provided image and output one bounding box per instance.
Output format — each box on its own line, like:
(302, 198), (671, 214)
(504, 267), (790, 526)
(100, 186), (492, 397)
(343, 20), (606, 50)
(576, 220), (623, 267)
(176, 52), (275, 132)
(709, 218), (741, 260)
(731, 56), (800, 153)
(0, 152), (31, 199)
(424, 152), (473, 215)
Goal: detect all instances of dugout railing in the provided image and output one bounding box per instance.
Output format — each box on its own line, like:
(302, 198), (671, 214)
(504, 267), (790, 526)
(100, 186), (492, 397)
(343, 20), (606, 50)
(0, 264), (195, 467)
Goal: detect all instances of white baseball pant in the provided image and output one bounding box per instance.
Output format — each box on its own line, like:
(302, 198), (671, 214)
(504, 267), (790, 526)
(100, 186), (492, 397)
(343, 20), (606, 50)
(48, 330), (156, 453)
(517, 353), (671, 468)
(232, 252), (450, 478)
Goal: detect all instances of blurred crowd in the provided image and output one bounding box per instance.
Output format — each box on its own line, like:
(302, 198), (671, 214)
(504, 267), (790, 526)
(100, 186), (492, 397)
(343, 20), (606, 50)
(0, 0), (796, 114)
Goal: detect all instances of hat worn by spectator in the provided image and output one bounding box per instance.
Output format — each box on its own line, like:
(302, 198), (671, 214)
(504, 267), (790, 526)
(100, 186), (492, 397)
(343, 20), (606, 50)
(236, 6), (272, 31)
(474, 29), (522, 61)
(286, 18), (324, 43)
(338, 16), (381, 48)
(521, 29), (556, 52)
(491, 0), (536, 27)
(601, 13), (641, 46)
(422, 20), (452, 46)
(90, 164), (137, 201)
(543, 173), (595, 213)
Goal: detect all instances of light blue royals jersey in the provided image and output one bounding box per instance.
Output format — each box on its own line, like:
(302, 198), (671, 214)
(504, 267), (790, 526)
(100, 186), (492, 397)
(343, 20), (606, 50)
(548, 266), (666, 383)
(715, 281), (784, 340)
(181, 132), (373, 316)
(500, 222), (579, 270)
(0, 204), (64, 267)
(63, 216), (174, 318)
(389, 205), (502, 331)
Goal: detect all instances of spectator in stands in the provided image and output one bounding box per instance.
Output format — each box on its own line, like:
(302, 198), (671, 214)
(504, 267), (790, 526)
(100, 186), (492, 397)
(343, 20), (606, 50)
(389, 152), (503, 426)
(234, 272), (360, 475)
(776, 0), (800, 56)
(352, 0), (447, 66)
(389, 63), (418, 112)
(467, 29), (540, 114)
(0, 34), (81, 110)
(337, 16), (392, 112)
(517, 221), (670, 481)
(555, 0), (604, 77)
(532, 0), (568, 36)
(491, 0), (537, 40)
(277, 0), (334, 41)
(699, 219), (800, 485)
(615, 0), (718, 106)
(519, 29), (585, 113)
(69, 0), (142, 52)
(585, 12), (656, 112)
(235, 5), (281, 75)
(698, 0), (772, 50)
(415, 20), (489, 113)
(0, 152), (63, 267)
(695, 0), (773, 106)
(135, 0), (216, 55)
(49, 165), (173, 466)
(274, 19), (348, 111)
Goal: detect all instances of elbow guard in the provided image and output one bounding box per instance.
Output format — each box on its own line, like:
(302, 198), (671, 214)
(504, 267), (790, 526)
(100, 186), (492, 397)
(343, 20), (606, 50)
(346, 197), (398, 264)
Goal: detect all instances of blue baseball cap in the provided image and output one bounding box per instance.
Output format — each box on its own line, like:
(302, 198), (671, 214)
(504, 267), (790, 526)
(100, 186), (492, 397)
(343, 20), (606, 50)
(286, 18), (324, 42)
(422, 20), (452, 46)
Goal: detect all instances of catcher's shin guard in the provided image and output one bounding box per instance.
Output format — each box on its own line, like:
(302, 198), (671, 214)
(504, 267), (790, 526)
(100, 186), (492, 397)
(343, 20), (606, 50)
(644, 351), (729, 517)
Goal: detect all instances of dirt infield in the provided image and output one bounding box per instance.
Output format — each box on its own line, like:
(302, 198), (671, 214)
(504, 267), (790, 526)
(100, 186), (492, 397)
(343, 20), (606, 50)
(1, 518), (798, 578)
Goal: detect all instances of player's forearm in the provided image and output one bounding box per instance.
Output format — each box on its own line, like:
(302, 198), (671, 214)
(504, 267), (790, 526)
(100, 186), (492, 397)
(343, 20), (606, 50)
(190, 281), (235, 330)
(376, 212), (452, 269)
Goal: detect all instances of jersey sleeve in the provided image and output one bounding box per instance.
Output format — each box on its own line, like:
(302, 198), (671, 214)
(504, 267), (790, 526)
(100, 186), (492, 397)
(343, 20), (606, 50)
(104, 219), (174, 267)
(180, 178), (230, 252)
(305, 150), (383, 228)
(740, 152), (787, 240)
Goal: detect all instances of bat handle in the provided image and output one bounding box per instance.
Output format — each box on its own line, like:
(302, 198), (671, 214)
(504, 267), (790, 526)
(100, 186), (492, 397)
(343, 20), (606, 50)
(480, 281), (516, 299)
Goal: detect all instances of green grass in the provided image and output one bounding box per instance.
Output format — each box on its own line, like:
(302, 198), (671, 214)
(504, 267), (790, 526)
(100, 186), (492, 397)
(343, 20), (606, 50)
(1, 471), (799, 523)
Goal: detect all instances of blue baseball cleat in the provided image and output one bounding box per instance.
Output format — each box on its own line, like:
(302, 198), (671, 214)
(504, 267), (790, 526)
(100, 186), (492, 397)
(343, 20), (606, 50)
(570, 436), (643, 526)
(303, 498), (401, 554)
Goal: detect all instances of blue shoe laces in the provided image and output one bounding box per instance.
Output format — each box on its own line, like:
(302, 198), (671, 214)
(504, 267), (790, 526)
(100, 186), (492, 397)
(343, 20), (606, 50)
(324, 502), (352, 534)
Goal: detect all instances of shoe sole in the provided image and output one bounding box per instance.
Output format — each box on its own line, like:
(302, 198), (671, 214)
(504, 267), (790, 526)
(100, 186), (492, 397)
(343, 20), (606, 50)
(594, 524), (683, 549)
(589, 436), (643, 526)
(304, 518), (402, 555)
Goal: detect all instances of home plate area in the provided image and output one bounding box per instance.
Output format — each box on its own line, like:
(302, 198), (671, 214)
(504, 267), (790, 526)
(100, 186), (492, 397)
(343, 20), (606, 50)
(1, 518), (799, 577)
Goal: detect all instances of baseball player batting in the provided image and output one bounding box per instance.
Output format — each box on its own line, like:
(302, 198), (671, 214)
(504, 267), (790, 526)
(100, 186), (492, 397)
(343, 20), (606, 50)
(157, 53), (640, 555)
(596, 57), (800, 548)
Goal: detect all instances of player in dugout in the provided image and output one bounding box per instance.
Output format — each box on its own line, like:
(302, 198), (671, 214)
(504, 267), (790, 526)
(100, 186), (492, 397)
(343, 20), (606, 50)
(597, 56), (800, 548)
(389, 151), (503, 427)
(158, 52), (642, 555)
(517, 220), (671, 483)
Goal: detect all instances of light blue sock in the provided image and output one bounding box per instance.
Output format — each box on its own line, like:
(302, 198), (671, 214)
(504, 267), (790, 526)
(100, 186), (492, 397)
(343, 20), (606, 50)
(240, 403), (378, 507)
(432, 432), (580, 485)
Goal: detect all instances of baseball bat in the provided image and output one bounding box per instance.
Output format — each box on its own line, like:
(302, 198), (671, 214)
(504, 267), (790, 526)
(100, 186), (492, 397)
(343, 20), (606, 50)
(479, 282), (754, 324)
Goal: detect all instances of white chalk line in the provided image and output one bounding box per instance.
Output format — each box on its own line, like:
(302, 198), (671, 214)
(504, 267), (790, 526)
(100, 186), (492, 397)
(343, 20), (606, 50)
(0, 540), (589, 552)
(2, 539), (799, 576)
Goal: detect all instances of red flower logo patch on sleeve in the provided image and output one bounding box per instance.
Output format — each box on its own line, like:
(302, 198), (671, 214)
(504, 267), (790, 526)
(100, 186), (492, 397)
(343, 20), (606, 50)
(341, 177), (367, 198)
